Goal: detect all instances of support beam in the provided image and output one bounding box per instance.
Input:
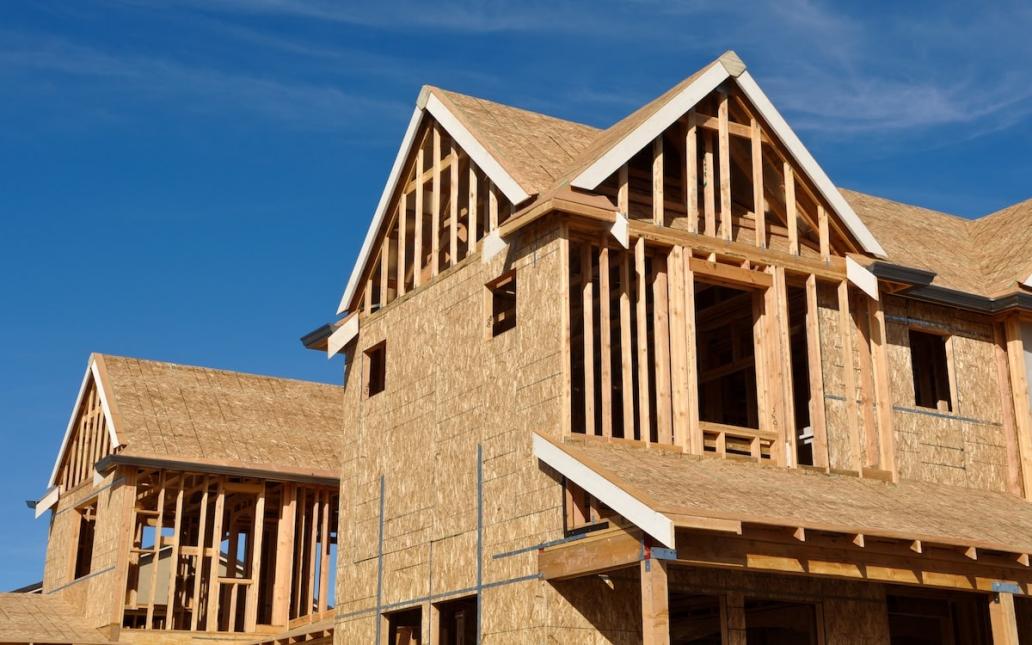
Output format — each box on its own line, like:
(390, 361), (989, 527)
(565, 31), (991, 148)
(164, 479), (185, 630)
(431, 125), (441, 277)
(683, 250), (702, 455)
(652, 137), (664, 227)
(397, 189), (407, 296)
(619, 249), (635, 438)
(318, 492), (331, 613)
(784, 163), (798, 255)
(488, 180), (499, 231)
(640, 558), (670, 645)
(668, 246), (688, 449)
(805, 275), (830, 469)
(205, 478), (226, 631)
(703, 133), (716, 237)
(581, 244), (596, 435)
(1004, 317), (1032, 498)
(868, 296), (896, 477)
(468, 165), (478, 255)
(653, 255), (672, 445)
(450, 139), (459, 267)
(272, 484), (296, 626)
(244, 483), (266, 631)
(538, 527), (642, 580)
(413, 145), (424, 288)
(145, 472), (166, 628)
(818, 204), (830, 261)
(190, 476), (210, 631)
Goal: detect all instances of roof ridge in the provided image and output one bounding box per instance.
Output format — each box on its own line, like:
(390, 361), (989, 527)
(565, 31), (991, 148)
(425, 84), (601, 132)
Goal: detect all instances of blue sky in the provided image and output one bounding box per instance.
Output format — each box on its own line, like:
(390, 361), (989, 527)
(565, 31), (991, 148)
(1, 0), (1030, 590)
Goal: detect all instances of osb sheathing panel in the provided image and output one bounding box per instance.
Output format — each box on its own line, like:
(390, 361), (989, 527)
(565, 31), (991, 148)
(41, 469), (134, 632)
(883, 296), (1011, 492)
(667, 567), (891, 645)
(117, 629), (259, 644)
(817, 281), (862, 471)
(336, 224), (570, 642)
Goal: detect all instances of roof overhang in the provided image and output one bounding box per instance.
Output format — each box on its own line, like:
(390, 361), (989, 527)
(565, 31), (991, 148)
(95, 453), (340, 488)
(337, 87), (532, 315)
(569, 51), (887, 259)
(870, 261), (1032, 314)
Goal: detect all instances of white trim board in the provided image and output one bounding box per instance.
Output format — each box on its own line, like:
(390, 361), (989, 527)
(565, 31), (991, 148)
(337, 90), (531, 314)
(569, 58), (886, 259)
(846, 257), (879, 301)
(1023, 273), (1032, 289)
(531, 433), (675, 547)
(46, 357), (120, 490)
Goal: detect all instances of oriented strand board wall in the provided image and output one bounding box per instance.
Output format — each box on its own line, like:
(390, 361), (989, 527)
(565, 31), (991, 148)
(41, 468), (134, 634)
(817, 282), (862, 471)
(883, 296), (1011, 492)
(336, 223), (618, 643)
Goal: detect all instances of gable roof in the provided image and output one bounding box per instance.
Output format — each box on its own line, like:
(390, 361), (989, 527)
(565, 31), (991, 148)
(844, 190), (1032, 298)
(534, 433), (1032, 556)
(48, 354), (345, 490)
(0, 592), (112, 644)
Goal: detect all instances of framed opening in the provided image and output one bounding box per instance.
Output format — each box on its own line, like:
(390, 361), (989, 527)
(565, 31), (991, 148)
(487, 271), (517, 337)
(744, 598), (820, 644)
(887, 589), (991, 644)
(73, 501), (97, 579)
(434, 595), (477, 645)
(365, 342), (387, 397)
(669, 592), (722, 643)
(695, 281), (759, 430)
(909, 329), (953, 412)
(384, 606), (423, 645)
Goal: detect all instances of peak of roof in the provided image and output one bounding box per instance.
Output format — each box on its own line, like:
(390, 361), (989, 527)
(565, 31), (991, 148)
(92, 353), (341, 390)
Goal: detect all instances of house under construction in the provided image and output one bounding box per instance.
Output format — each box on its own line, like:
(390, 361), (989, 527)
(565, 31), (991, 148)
(8, 50), (1032, 643)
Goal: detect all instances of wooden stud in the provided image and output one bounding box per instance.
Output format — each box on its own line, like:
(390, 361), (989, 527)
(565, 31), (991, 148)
(855, 300), (879, 468)
(599, 244), (613, 439)
(618, 164), (629, 216)
(784, 163), (798, 255)
(1004, 317), (1032, 499)
(581, 244), (596, 435)
(867, 296), (896, 476)
(652, 137), (664, 227)
(685, 113), (698, 234)
(414, 144), (424, 288)
(653, 254), (672, 445)
(718, 92), (732, 241)
(703, 133), (716, 237)
(190, 476), (210, 631)
(805, 275), (830, 469)
(667, 246), (688, 449)
(636, 238), (652, 441)
(774, 267), (796, 465)
(164, 478), (185, 630)
(751, 117), (765, 248)
(818, 204), (830, 261)
(683, 250), (702, 454)
(468, 165), (478, 254)
(397, 189), (407, 296)
(145, 471), (166, 628)
(619, 250), (635, 439)
(244, 482), (266, 631)
(205, 478), (226, 631)
(640, 559), (670, 645)
(272, 484), (296, 626)
(379, 237), (390, 306)
(560, 226), (573, 439)
(318, 493), (330, 613)
(995, 323), (1025, 497)
(306, 489), (319, 616)
(723, 592), (747, 645)
(450, 139), (458, 267)
(839, 281), (862, 473)
(431, 125), (441, 277)
(488, 180), (499, 231)
(990, 592), (1021, 645)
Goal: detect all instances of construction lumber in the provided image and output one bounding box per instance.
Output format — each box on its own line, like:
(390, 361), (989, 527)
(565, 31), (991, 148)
(718, 92), (732, 241)
(413, 145), (424, 288)
(244, 482), (267, 631)
(804, 275), (830, 469)
(619, 250), (635, 437)
(581, 244), (596, 434)
(538, 527), (642, 580)
(1003, 317), (1032, 499)
(653, 254), (673, 445)
(640, 558), (670, 645)
(684, 112), (698, 233)
(636, 238), (652, 440)
(431, 125), (441, 277)
(703, 133), (716, 237)
(990, 592), (1021, 645)
(784, 163), (798, 255)
(273, 484), (296, 625)
(838, 281), (862, 473)
(206, 477), (226, 631)
(653, 136), (664, 226)
(450, 139), (458, 267)
(667, 246), (689, 449)
(599, 243), (613, 439)
(468, 165), (478, 254)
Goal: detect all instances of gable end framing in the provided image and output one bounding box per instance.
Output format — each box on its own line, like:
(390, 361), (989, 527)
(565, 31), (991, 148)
(338, 89), (532, 314)
(570, 55), (886, 259)
(45, 356), (120, 492)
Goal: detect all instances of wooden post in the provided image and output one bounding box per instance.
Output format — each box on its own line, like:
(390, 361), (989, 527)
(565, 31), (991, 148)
(619, 250), (635, 438)
(468, 165), (478, 254)
(818, 204), (830, 261)
(293, 489), (307, 616)
(995, 324), (1025, 497)
(751, 117), (765, 248)
(703, 133), (716, 237)
(685, 112), (698, 233)
(653, 255), (673, 445)
(145, 471), (166, 629)
(164, 478), (185, 630)
(636, 238), (652, 441)
(449, 139), (458, 267)
(618, 164), (629, 216)
(683, 249), (701, 454)
(1004, 317), (1032, 498)
(668, 246), (688, 449)
(805, 275), (830, 469)
(990, 592), (1020, 645)
(640, 559), (669, 645)
(653, 136), (664, 227)
(272, 484), (296, 626)
(718, 92), (732, 241)
(318, 492), (330, 613)
(722, 592), (747, 645)
(599, 243), (613, 439)
(379, 238), (390, 306)
(306, 489), (319, 617)
(581, 244), (596, 435)
(190, 476), (210, 630)
(244, 483), (266, 631)
(785, 163), (798, 255)
(205, 477), (226, 631)
(414, 145), (424, 288)
(560, 226), (572, 439)
(488, 180), (498, 231)
(774, 267), (796, 465)
(867, 296), (895, 475)
(839, 282), (862, 473)
(397, 189), (407, 296)
(431, 125), (441, 277)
